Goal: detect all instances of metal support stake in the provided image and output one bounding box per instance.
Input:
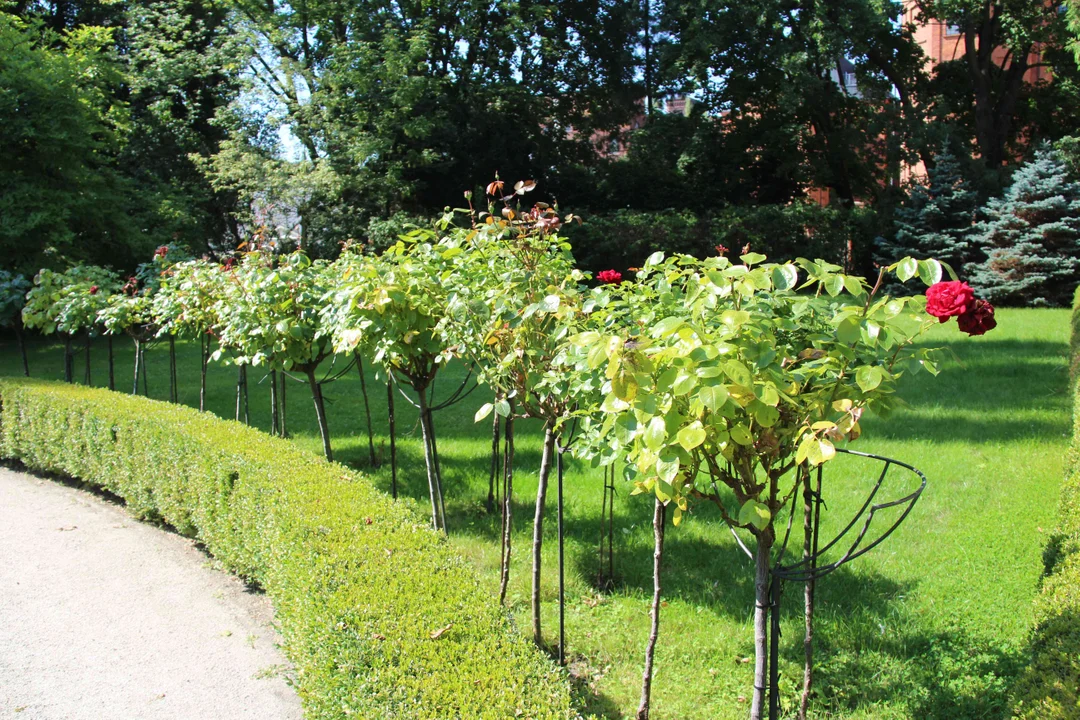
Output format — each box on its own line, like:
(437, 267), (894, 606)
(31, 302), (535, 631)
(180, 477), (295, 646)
(769, 573), (782, 720)
(557, 440), (566, 665)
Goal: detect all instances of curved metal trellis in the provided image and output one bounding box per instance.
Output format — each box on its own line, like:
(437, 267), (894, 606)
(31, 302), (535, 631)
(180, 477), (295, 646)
(741, 447), (928, 720)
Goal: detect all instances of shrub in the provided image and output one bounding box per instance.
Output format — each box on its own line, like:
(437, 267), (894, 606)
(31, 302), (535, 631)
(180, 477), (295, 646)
(0, 378), (578, 720)
(563, 204), (876, 276)
(1010, 288), (1080, 719)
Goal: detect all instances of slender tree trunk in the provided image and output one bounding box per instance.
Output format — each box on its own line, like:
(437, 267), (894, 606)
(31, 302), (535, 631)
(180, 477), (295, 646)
(387, 379), (397, 499)
(107, 337), (114, 390)
(357, 354), (377, 465)
(131, 339), (141, 395)
(306, 368), (333, 462)
(84, 333), (91, 385)
(140, 343), (149, 397)
(750, 529), (775, 720)
(498, 400), (515, 605)
(199, 336), (208, 412)
(270, 369), (280, 436)
(280, 371), (287, 437)
(241, 366), (249, 423)
(429, 405), (447, 529)
(487, 402), (501, 513)
(636, 497), (666, 720)
(63, 334), (73, 383)
(15, 324), (29, 377)
(416, 386), (445, 532)
(168, 336), (177, 403)
(531, 422), (557, 646)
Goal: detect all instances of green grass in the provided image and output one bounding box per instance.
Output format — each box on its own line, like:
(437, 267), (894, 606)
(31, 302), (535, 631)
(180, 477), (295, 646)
(1, 308), (1070, 719)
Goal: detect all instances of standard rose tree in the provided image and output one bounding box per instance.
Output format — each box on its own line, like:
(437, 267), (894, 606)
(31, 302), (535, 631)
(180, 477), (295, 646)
(567, 252), (983, 720)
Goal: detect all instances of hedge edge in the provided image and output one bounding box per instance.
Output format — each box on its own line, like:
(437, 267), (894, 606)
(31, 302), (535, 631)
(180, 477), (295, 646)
(0, 377), (579, 720)
(1010, 289), (1080, 719)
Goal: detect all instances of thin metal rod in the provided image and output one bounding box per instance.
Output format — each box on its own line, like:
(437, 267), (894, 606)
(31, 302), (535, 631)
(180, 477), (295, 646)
(557, 438), (566, 665)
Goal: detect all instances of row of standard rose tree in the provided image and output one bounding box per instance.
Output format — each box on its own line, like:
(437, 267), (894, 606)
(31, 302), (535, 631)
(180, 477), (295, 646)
(2, 179), (996, 720)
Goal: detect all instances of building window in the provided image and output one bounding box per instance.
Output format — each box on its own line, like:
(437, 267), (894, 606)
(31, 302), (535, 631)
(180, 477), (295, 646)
(945, 23), (961, 36)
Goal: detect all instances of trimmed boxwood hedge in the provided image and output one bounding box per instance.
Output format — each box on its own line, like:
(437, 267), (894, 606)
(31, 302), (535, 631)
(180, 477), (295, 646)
(1010, 290), (1080, 719)
(0, 377), (579, 720)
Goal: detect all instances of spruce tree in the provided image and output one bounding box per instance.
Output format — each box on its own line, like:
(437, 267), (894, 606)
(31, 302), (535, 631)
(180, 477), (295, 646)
(876, 147), (978, 277)
(966, 146), (1080, 307)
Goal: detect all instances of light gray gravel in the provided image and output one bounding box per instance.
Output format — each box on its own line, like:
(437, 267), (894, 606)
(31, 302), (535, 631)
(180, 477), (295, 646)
(0, 466), (303, 720)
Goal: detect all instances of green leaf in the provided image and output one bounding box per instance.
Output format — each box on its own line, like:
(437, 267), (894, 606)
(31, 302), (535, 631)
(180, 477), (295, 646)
(729, 423), (753, 446)
(645, 251), (665, 267)
(739, 501), (771, 530)
(896, 257), (918, 283)
(677, 422), (706, 451)
(917, 259), (943, 286)
(656, 456), (680, 483)
(754, 405), (780, 427)
(612, 372), (639, 401)
(539, 295), (560, 312)
(824, 274), (845, 297)
(652, 316), (684, 337)
(494, 399), (511, 417)
(855, 365), (883, 393)
(837, 317), (861, 344)
(723, 360), (753, 387)
(644, 417), (667, 452)
(672, 371), (697, 396)
(740, 252), (767, 266)
(474, 403), (494, 422)
(771, 265), (798, 291)
(698, 384), (729, 411)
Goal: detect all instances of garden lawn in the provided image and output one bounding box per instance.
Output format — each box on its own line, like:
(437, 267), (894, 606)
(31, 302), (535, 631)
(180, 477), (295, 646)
(1, 306), (1069, 719)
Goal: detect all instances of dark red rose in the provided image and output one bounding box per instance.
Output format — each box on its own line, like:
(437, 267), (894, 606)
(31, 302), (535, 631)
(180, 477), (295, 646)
(221, 257), (237, 271)
(957, 298), (996, 336)
(597, 269), (623, 284)
(89, 285), (99, 295)
(154, 245), (169, 259)
(925, 281), (975, 322)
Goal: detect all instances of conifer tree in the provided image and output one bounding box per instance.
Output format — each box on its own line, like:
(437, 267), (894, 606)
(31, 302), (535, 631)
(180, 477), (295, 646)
(966, 145), (1080, 307)
(876, 147), (977, 276)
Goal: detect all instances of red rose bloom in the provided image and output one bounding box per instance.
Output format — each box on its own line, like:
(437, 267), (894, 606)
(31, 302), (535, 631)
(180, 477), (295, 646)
(957, 298), (996, 336)
(597, 269), (622, 284)
(925, 281), (975, 322)
(89, 285), (99, 295)
(154, 245), (169, 259)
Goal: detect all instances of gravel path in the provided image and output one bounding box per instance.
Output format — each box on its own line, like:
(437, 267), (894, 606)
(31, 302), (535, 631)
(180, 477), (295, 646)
(0, 466), (303, 720)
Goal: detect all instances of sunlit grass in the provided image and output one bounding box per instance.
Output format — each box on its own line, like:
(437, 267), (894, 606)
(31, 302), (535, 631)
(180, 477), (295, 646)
(1, 307), (1069, 719)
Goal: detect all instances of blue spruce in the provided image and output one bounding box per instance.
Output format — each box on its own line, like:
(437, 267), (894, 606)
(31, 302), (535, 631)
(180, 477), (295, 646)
(966, 145), (1080, 307)
(876, 147), (978, 283)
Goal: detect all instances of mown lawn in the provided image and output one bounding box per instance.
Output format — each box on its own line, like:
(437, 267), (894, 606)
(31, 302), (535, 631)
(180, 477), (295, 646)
(1, 307), (1069, 719)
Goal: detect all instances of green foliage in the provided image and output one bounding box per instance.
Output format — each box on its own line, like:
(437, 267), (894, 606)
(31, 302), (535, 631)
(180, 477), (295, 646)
(565, 205), (877, 286)
(440, 190), (584, 420)
(153, 258), (228, 340)
(567, 251), (948, 529)
(323, 239), (452, 383)
(22, 266), (122, 336)
(966, 146), (1080, 307)
(0, 13), (142, 271)
(212, 251), (332, 370)
(0, 377), (578, 719)
(1010, 288), (1080, 719)
(876, 147), (979, 280)
(0, 271), (31, 328)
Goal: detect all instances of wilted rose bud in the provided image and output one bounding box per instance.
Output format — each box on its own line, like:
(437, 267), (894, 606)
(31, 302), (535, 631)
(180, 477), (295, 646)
(89, 285), (99, 295)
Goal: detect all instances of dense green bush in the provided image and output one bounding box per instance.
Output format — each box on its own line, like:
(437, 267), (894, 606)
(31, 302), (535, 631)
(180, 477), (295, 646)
(563, 204), (877, 275)
(0, 378), (578, 720)
(1010, 288), (1080, 719)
